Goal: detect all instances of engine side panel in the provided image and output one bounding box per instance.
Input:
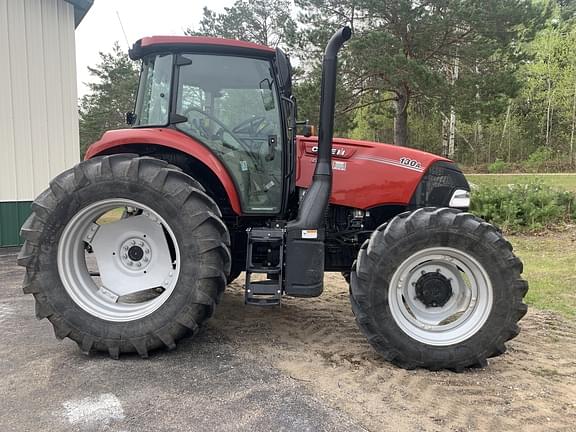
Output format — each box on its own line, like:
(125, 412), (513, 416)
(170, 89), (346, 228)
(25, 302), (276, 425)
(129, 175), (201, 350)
(296, 136), (450, 209)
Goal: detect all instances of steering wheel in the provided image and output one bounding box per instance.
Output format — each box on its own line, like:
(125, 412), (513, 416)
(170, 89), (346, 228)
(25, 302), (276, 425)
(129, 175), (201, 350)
(232, 116), (268, 135)
(182, 106), (253, 155)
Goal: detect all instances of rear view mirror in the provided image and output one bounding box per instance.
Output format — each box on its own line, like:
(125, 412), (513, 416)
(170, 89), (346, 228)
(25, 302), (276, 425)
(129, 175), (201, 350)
(296, 120), (315, 137)
(259, 79), (275, 111)
(301, 125), (314, 137)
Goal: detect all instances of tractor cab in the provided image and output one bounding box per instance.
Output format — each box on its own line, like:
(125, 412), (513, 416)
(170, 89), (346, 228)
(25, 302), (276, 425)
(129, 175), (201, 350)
(124, 34), (342, 304)
(129, 37), (295, 215)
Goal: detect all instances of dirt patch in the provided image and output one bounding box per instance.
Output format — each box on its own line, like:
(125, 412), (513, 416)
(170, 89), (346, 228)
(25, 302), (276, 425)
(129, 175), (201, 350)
(213, 273), (576, 432)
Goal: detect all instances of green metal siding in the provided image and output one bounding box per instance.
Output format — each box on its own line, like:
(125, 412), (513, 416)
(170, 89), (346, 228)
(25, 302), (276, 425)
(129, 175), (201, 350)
(0, 201), (32, 247)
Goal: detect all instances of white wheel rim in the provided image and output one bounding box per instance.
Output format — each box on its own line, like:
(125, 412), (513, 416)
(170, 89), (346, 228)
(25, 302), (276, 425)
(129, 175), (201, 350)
(388, 247), (493, 346)
(57, 199), (181, 322)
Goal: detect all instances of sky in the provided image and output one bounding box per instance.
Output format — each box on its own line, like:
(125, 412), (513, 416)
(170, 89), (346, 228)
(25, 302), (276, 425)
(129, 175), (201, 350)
(75, 0), (235, 97)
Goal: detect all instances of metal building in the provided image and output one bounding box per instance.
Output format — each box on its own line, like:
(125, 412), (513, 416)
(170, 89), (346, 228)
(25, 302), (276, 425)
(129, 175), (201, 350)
(0, 0), (92, 247)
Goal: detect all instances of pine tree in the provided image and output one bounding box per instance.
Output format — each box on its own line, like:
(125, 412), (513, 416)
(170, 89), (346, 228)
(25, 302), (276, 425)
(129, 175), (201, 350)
(186, 0), (297, 48)
(79, 43), (139, 155)
(295, 0), (546, 147)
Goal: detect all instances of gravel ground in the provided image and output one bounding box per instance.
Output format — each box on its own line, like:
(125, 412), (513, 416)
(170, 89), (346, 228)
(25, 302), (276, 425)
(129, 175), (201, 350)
(2, 249), (575, 432)
(0, 251), (366, 432)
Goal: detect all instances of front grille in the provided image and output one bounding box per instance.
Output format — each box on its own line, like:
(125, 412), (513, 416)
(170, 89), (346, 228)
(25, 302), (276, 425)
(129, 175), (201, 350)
(410, 161), (469, 208)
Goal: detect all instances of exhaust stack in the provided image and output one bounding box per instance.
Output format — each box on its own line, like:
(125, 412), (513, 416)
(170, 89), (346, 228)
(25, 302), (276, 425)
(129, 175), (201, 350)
(284, 27), (352, 298)
(289, 26), (352, 229)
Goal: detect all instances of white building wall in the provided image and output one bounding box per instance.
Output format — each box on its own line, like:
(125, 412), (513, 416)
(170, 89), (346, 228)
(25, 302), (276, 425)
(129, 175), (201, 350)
(0, 0), (79, 203)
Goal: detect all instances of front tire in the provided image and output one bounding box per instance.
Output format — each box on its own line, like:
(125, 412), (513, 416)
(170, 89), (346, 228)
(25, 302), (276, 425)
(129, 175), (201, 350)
(18, 155), (231, 358)
(350, 208), (528, 371)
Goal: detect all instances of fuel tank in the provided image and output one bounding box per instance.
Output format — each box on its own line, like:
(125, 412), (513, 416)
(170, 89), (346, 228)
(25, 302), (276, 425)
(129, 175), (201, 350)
(296, 136), (450, 210)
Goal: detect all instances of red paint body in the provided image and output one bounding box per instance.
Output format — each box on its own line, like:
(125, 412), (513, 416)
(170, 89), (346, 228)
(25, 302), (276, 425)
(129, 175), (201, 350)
(86, 129), (449, 214)
(138, 36), (276, 55)
(296, 136), (449, 209)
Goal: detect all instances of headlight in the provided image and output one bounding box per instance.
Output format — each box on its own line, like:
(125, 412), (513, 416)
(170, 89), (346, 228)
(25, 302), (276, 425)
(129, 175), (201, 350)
(449, 189), (470, 208)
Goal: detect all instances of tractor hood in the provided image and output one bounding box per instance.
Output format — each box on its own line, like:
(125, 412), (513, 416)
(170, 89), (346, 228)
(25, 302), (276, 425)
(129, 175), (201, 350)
(296, 136), (453, 210)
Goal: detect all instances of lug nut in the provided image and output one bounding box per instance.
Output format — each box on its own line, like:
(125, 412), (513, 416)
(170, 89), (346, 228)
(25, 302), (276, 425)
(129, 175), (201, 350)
(127, 261), (133, 266)
(145, 248), (150, 254)
(123, 254), (128, 259)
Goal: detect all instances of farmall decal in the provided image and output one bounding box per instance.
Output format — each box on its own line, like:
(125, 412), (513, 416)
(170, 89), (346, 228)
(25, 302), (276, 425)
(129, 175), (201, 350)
(332, 161), (347, 171)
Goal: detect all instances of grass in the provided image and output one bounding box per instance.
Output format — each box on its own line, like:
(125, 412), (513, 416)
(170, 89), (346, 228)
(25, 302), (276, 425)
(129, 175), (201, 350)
(509, 230), (576, 319)
(467, 173), (576, 193)
(466, 173), (576, 317)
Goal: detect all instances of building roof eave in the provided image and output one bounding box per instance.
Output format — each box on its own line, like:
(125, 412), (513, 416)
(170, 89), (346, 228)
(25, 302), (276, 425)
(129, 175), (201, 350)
(64, 0), (94, 28)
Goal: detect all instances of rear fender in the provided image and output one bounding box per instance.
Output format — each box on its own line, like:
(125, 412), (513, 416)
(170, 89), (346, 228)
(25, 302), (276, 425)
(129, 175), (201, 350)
(85, 128), (242, 214)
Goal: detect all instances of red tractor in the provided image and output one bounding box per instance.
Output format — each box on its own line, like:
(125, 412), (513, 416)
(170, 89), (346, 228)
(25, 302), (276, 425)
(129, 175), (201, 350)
(19, 28), (527, 370)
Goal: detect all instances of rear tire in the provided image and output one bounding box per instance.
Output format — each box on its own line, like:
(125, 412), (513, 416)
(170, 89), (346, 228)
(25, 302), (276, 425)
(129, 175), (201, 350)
(350, 207), (528, 371)
(18, 154), (231, 358)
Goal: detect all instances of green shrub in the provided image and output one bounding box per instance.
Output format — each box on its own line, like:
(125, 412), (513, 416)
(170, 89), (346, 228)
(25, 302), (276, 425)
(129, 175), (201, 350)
(470, 181), (575, 231)
(522, 147), (555, 172)
(488, 159), (508, 173)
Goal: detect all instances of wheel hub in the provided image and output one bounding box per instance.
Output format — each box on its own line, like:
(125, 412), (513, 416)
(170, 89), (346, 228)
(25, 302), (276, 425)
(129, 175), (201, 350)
(415, 272), (453, 308)
(388, 247), (493, 346)
(128, 245), (144, 261)
(120, 238), (151, 270)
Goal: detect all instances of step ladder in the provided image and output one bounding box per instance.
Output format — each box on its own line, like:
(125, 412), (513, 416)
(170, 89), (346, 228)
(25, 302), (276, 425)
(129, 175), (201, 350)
(245, 227), (284, 306)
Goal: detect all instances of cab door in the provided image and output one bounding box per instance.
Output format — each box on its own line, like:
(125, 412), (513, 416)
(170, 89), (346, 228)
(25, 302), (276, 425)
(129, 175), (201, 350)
(174, 53), (284, 214)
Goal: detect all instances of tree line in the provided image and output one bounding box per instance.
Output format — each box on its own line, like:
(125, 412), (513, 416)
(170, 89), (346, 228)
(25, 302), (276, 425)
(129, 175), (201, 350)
(80, 0), (576, 170)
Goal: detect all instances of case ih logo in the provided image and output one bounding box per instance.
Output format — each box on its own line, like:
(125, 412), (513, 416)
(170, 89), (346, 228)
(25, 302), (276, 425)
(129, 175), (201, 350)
(311, 146), (347, 157)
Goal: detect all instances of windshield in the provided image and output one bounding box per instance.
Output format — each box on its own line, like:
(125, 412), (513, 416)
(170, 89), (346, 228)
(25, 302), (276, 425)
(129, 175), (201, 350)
(134, 54), (173, 127)
(175, 54), (284, 213)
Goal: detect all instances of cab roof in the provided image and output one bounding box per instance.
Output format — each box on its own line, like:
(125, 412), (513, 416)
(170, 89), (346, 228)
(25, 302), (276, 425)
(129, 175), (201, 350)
(129, 36), (276, 60)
